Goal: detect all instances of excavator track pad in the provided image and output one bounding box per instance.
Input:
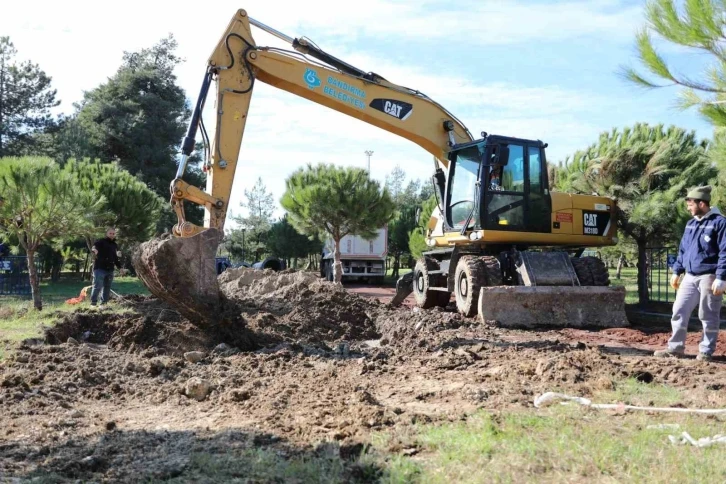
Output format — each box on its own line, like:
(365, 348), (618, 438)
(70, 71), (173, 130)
(132, 228), (224, 324)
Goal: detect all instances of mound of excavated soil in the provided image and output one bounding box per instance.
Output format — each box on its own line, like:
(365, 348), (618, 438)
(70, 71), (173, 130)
(44, 270), (384, 358)
(220, 268), (382, 345)
(375, 306), (472, 353)
(44, 298), (248, 356)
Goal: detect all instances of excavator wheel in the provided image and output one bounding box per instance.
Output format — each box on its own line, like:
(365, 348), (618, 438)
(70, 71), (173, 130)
(454, 255), (489, 317)
(413, 256), (450, 309)
(571, 256), (610, 286)
(475, 255), (503, 316)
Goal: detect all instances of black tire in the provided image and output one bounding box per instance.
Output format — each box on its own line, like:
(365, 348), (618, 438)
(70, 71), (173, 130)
(571, 256), (610, 286)
(413, 256), (450, 309)
(477, 255), (504, 320)
(454, 256), (488, 317)
(481, 255), (503, 286)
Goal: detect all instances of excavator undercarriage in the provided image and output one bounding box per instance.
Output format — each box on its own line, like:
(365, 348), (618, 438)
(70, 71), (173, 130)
(391, 248), (628, 328)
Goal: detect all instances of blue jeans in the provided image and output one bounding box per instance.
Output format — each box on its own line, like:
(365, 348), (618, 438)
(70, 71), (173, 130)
(91, 269), (114, 305)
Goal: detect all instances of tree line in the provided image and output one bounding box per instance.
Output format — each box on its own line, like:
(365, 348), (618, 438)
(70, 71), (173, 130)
(0, 33), (210, 309)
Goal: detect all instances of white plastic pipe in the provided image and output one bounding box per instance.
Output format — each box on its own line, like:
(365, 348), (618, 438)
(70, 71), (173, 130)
(534, 392), (726, 415)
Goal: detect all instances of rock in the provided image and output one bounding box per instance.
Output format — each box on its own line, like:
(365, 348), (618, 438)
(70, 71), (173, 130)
(68, 409), (83, 418)
(185, 377), (212, 401)
(535, 358), (555, 377)
(228, 389), (252, 402)
(66, 337), (79, 345)
(105, 421), (116, 431)
(14, 355), (29, 364)
(79, 345), (92, 355)
(184, 351), (205, 364)
(79, 455), (105, 471)
(213, 343), (232, 354)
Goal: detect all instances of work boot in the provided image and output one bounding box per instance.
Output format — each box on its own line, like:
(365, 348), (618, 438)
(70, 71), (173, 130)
(653, 348), (685, 358)
(696, 352), (713, 362)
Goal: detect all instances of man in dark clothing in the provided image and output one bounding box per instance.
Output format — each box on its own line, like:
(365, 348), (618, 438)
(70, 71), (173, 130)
(90, 227), (122, 306)
(655, 186), (726, 362)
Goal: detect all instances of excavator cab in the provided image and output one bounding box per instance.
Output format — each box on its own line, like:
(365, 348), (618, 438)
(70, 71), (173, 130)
(444, 136), (552, 235)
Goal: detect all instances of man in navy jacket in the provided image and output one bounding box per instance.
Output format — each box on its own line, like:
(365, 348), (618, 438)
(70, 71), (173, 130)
(655, 186), (725, 361)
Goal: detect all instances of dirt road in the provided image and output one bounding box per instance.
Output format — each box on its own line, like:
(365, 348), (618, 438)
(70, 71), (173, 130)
(1, 271), (724, 481)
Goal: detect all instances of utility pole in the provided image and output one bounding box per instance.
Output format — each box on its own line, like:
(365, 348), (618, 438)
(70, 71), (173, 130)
(364, 150), (374, 173)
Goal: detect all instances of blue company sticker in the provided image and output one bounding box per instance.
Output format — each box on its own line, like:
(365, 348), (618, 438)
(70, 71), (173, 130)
(303, 68), (321, 89)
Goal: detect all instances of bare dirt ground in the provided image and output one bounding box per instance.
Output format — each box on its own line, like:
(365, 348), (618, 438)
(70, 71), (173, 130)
(2, 271), (725, 482)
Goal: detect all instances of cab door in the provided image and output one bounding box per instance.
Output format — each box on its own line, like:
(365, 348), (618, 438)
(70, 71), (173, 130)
(483, 141), (551, 233)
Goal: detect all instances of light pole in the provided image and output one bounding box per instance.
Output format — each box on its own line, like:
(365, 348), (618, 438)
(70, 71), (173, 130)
(364, 150), (374, 173)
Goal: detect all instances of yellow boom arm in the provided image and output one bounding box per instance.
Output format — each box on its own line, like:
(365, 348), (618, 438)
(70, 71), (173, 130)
(170, 8), (473, 238)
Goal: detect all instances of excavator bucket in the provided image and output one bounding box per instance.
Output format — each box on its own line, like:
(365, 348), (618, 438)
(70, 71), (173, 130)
(477, 285), (629, 329)
(390, 272), (414, 307)
(132, 228), (224, 324)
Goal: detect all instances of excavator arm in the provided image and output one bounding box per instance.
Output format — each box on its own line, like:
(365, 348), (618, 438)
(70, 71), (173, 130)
(170, 9), (472, 238)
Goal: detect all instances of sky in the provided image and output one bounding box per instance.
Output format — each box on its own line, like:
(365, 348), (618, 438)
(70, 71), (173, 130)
(0, 0), (716, 230)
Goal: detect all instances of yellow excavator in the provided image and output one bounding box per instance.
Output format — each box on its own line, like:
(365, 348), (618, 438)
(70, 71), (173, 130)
(133, 8), (628, 328)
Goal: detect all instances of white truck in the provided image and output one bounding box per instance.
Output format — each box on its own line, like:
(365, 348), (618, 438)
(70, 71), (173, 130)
(320, 226), (388, 283)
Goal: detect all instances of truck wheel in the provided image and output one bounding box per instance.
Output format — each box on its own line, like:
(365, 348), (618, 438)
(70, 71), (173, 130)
(571, 256), (609, 286)
(413, 257), (450, 309)
(454, 256), (487, 317)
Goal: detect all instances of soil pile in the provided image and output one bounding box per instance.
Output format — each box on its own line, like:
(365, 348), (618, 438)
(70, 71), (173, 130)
(44, 299), (234, 356)
(44, 269), (384, 357)
(220, 268), (382, 345)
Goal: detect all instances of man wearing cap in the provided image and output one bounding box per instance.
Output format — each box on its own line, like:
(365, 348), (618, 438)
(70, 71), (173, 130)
(655, 185), (725, 361)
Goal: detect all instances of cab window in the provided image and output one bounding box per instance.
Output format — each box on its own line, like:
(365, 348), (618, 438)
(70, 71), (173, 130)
(501, 144), (524, 192)
(448, 145), (482, 229)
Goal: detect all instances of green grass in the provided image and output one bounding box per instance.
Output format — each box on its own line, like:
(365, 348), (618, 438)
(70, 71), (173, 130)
(366, 378), (726, 483)
(169, 448), (353, 483)
(610, 266), (677, 305)
(0, 275), (148, 359)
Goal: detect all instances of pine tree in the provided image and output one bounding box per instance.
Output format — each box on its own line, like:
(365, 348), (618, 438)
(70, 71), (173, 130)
(281, 163), (395, 284)
(0, 37), (60, 157)
(0, 157), (108, 309)
(553, 123), (716, 303)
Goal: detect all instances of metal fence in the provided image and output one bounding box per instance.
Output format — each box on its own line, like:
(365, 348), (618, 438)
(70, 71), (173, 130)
(0, 256), (36, 296)
(647, 247), (678, 303)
